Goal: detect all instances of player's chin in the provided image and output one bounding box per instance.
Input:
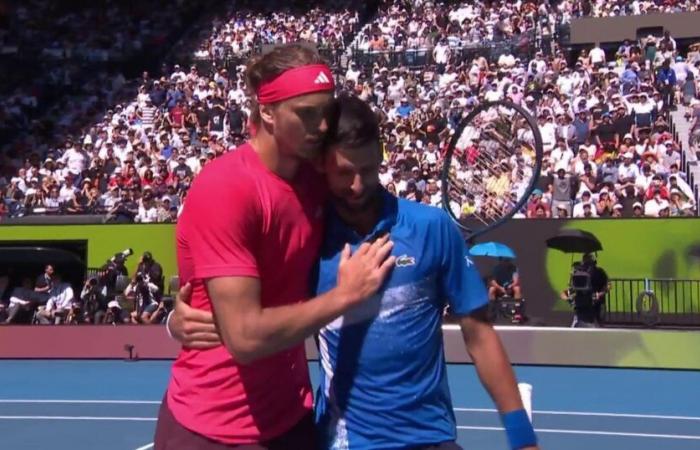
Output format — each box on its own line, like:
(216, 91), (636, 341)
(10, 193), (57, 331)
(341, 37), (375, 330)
(339, 195), (371, 211)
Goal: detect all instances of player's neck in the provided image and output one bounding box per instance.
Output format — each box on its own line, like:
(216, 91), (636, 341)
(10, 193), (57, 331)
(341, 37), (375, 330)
(336, 195), (383, 237)
(251, 133), (300, 181)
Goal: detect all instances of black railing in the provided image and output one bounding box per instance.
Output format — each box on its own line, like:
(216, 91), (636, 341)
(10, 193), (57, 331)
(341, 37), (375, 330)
(605, 278), (700, 327)
(668, 112), (699, 216)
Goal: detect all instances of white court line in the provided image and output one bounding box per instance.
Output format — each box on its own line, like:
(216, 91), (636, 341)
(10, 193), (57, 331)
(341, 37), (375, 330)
(453, 407), (700, 421)
(0, 413), (698, 441)
(2, 400), (698, 421)
(0, 399), (160, 404)
(457, 426), (700, 441)
(134, 443), (154, 450)
(0, 415), (156, 421)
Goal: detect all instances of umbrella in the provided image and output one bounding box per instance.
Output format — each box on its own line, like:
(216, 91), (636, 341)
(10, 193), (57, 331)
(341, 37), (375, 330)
(469, 242), (516, 259)
(546, 229), (602, 254)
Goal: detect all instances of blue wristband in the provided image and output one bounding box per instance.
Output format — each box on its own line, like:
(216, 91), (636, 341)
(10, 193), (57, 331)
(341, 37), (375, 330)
(501, 409), (537, 449)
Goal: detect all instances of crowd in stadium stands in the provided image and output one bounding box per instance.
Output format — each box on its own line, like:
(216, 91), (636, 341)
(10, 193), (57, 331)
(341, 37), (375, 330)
(192, 3), (360, 61)
(353, 0), (550, 53)
(572, 0), (700, 17)
(0, 0), (699, 224)
(2, 0), (188, 62)
(0, 0), (202, 181)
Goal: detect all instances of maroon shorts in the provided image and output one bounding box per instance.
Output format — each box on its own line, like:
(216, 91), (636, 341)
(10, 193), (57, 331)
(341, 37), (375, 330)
(154, 394), (317, 450)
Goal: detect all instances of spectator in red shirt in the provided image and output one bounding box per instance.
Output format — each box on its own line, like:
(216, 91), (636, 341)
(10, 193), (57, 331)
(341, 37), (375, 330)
(168, 100), (186, 129)
(645, 174), (670, 200)
(122, 165), (141, 189)
(526, 189), (550, 218)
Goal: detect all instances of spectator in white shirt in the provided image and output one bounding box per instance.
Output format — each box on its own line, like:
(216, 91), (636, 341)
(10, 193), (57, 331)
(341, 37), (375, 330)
(345, 61), (361, 84)
(37, 276), (74, 325)
(135, 192), (159, 223)
(539, 115), (557, 152)
(618, 152), (640, 185)
(433, 39), (450, 71)
(573, 200), (598, 218)
(550, 139), (574, 167)
(43, 188), (61, 212)
(59, 182), (77, 204)
(60, 145), (87, 174)
(645, 189), (670, 217)
(590, 43), (606, 68)
(571, 148), (598, 177)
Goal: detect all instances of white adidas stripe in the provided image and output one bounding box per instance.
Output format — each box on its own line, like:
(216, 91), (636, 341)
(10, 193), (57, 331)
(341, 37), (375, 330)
(314, 71), (330, 84)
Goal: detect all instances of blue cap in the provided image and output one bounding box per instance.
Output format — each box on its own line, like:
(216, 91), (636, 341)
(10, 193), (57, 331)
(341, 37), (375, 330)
(533, 189), (543, 195)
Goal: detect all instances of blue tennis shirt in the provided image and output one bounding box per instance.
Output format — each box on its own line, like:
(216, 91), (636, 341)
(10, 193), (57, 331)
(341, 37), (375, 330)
(313, 189), (488, 450)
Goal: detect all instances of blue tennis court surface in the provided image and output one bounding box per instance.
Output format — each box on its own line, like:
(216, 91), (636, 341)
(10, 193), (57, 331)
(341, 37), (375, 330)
(0, 360), (698, 449)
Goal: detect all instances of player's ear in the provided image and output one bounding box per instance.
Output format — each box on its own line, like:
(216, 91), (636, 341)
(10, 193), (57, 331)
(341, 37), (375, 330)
(259, 103), (275, 128)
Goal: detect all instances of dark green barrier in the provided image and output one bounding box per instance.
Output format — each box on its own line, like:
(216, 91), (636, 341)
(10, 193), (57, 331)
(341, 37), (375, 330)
(479, 218), (700, 326)
(2, 219), (699, 326)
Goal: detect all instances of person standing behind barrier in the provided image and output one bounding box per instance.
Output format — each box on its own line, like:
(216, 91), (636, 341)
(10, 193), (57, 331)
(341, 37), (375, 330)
(656, 58), (677, 112)
(548, 167), (576, 218)
(34, 264), (54, 306)
(561, 253), (610, 328)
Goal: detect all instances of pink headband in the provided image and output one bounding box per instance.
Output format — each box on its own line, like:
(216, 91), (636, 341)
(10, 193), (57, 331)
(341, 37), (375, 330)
(256, 64), (335, 104)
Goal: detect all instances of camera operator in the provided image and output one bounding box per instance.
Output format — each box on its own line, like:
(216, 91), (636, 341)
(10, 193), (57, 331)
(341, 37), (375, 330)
(561, 253), (610, 328)
(102, 249), (132, 297)
(147, 297), (173, 325)
(79, 277), (108, 323)
(136, 251), (164, 293)
(124, 273), (160, 323)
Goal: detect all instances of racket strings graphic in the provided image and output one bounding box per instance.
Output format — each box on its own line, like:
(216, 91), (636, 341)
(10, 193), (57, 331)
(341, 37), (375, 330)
(441, 100), (544, 238)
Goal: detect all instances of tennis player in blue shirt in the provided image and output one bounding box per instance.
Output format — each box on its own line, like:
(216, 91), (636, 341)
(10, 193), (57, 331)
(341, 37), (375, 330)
(168, 95), (538, 450)
(312, 96), (537, 450)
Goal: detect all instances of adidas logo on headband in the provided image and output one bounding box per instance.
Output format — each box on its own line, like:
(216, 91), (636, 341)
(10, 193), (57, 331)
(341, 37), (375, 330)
(314, 71), (330, 85)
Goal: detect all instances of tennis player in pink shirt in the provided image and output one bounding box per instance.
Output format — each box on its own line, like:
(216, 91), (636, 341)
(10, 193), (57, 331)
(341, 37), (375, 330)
(154, 44), (396, 449)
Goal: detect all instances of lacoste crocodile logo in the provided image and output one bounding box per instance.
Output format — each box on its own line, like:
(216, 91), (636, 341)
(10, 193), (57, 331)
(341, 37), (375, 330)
(395, 254), (416, 267)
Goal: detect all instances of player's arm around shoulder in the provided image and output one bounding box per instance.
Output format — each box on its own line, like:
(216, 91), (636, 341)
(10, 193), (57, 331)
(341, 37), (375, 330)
(168, 236), (397, 364)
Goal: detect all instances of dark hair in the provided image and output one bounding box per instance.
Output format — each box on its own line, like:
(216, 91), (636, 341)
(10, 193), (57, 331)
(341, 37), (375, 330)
(245, 43), (324, 125)
(324, 95), (381, 154)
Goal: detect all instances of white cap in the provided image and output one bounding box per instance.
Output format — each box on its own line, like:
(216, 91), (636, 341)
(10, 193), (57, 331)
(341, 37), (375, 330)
(633, 202), (643, 209)
(107, 300), (121, 309)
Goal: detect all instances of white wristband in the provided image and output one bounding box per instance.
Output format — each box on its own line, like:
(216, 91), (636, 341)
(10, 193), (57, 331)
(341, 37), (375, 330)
(165, 310), (175, 339)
